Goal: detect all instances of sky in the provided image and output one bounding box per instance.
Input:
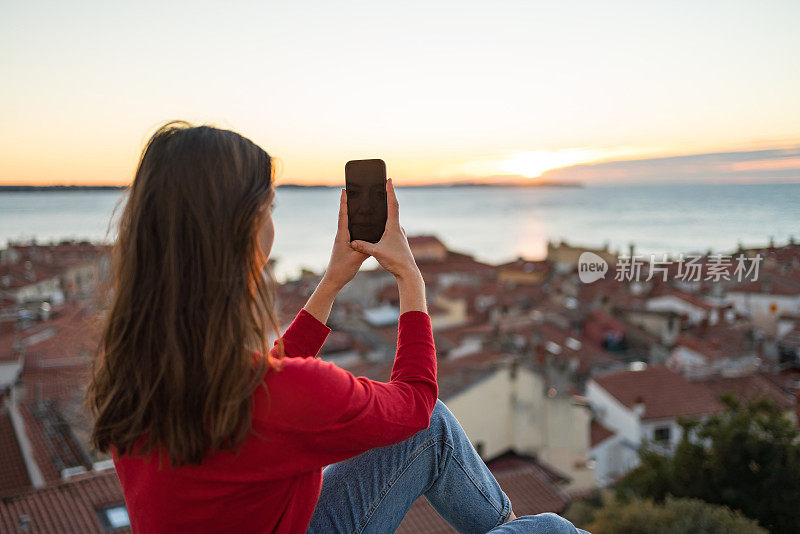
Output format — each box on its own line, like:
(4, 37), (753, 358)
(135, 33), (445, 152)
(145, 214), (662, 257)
(1, 0), (799, 186)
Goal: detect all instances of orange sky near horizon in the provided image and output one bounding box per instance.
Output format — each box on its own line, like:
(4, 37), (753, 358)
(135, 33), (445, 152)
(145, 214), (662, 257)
(2, 134), (797, 188)
(1, 1), (799, 187)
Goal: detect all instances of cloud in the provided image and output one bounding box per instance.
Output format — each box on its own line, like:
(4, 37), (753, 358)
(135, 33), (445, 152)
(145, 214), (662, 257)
(536, 146), (800, 185)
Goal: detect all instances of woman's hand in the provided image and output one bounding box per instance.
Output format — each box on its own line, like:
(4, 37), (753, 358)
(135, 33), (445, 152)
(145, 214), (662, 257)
(320, 189), (370, 290)
(349, 178), (420, 280)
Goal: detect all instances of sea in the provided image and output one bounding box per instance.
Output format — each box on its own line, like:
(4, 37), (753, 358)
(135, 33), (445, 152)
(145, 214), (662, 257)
(1, 183), (797, 284)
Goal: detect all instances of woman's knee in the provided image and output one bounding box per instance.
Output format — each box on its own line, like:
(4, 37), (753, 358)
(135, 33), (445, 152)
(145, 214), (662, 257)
(525, 513), (580, 533)
(421, 398), (449, 433)
(489, 513), (582, 533)
(429, 398), (452, 425)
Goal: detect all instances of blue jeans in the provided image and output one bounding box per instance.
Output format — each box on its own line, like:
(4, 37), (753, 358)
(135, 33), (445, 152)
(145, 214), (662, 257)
(308, 398), (590, 533)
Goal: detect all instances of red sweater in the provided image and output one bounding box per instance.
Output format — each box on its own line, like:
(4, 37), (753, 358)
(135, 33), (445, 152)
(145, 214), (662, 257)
(112, 308), (438, 533)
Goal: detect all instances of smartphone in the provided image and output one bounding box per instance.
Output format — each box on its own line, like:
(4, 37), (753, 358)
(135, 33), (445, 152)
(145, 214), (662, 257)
(345, 159), (388, 243)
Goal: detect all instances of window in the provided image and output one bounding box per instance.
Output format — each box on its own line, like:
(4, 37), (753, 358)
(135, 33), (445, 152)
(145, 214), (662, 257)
(96, 505), (130, 531)
(654, 426), (671, 444)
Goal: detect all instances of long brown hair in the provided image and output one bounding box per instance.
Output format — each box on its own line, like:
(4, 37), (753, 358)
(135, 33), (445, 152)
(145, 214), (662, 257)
(85, 120), (286, 469)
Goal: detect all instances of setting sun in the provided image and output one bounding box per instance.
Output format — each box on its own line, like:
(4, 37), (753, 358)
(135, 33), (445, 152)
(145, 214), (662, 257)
(497, 149), (604, 179)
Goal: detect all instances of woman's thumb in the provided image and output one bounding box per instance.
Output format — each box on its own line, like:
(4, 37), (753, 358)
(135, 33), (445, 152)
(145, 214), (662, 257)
(350, 240), (375, 255)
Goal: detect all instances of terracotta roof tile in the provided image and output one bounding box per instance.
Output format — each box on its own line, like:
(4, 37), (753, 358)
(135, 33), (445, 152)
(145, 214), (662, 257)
(17, 401), (91, 484)
(702, 373), (796, 411)
(0, 469), (127, 534)
(590, 420), (615, 447)
(592, 365), (723, 421)
(674, 322), (756, 361)
(396, 454), (569, 533)
(0, 407), (32, 497)
(342, 350), (512, 401)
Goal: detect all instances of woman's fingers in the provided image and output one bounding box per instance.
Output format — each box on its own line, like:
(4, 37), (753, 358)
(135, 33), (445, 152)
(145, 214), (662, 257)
(350, 240), (376, 256)
(386, 178), (400, 228)
(337, 189), (349, 239)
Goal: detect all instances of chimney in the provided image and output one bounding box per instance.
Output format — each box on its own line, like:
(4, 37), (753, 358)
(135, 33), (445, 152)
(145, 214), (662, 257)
(535, 343), (546, 366)
(632, 396), (646, 419)
(697, 317), (709, 336)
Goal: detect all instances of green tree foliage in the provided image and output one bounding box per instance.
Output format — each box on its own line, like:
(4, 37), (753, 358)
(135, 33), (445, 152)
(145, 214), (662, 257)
(618, 394), (800, 532)
(587, 497), (767, 534)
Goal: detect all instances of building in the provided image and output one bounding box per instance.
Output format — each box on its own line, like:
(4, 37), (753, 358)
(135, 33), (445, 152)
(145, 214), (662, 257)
(343, 349), (595, 491)
(586, 364), (797, 486)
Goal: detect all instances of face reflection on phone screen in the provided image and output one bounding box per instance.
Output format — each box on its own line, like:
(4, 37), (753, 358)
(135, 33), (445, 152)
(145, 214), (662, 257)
(347, 183), (386, 225)
(346, 161), (387, 243)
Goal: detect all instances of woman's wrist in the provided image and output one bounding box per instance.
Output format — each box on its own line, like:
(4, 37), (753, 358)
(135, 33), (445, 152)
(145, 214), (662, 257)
(303, 277), (342, 325)
(394, 265), (422, 283)
(396, 270), (426, 314)
(319, 273), (347, 292)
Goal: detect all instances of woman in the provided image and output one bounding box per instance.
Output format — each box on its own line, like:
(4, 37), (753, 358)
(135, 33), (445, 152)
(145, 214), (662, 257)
(85, 121), (589, 534)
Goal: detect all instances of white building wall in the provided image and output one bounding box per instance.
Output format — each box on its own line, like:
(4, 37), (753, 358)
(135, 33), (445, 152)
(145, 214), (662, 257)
(641, 419), (684, 451)
(445, 365), (594, 490)
(590, 436), (618, 486)
(445, 370), (512, 460)
(586, 380), (642, 443)
(726, 292), (800, 335)
(646, 296), (706, 325)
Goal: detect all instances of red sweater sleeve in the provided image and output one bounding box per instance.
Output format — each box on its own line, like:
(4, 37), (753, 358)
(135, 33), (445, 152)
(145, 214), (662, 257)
(259, 310), (438, 466)
(272, 308), (332, 359)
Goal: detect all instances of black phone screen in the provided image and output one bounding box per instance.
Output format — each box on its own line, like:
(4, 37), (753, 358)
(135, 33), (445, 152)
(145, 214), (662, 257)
(345, 159), (387, 243)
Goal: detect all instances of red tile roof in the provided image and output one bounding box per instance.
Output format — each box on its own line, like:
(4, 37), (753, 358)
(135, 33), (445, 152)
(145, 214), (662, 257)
(727, 275), (800, 297)
(702, 373), (796, 411)
(433, 321), (493, 352)
(590, 420), (615, 447)
(8, 304), (96, 404)
(0, 469), (128, 534)
(486, 451), (570, 485)
(19, 366), (90, 404)
(20, 305), (100, 367)
(342, 350), (512, 400)
(674, 322), (756, 361)
(582, 309), (627, 348)
(740, 244), (800, 266)
(407, 235), (446, 248)
(648, 287), (716, 311)
(0, 263), (61, 291)
(396, 453), (570, 533)
(416, 251), (496, 276)
(436, 350), (511, 399)
(488, 465), (569, 514)
(0, 407), (32, 497)
(17, 401), (91, 484)
(592, 365), (724, 421)
(496, 258), (551, 275)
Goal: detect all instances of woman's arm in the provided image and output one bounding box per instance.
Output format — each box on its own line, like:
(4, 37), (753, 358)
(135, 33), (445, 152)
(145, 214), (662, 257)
(302, 275), (344, 326)
(260, 310), (438, 465)
(266, 275), (341, 360)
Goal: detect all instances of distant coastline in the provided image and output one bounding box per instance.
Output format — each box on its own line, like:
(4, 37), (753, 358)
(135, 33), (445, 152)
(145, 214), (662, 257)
(278, 180), (584, 189)
(0, 181), (582, 192)
(0, 185), (126, 192)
